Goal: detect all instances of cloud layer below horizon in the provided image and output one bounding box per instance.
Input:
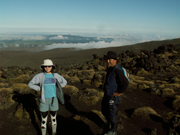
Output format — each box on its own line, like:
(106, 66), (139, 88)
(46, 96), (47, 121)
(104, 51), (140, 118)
(0, 33), (179, 51)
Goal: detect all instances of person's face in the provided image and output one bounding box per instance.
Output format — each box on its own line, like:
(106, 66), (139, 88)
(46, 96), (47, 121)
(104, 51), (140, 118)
(44, 66), (52, 74)
(107, 59), (117, 67)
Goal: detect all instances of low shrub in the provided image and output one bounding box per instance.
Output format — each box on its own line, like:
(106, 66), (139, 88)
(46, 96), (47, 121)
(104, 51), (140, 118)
(0, 89), (15, 110)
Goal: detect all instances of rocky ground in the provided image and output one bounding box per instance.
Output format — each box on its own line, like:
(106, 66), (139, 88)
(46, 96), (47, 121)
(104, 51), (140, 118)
(1, 43), (180, 135)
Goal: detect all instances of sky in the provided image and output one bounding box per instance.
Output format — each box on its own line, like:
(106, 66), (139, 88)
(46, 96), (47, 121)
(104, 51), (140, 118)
(0, 0), (180, 36)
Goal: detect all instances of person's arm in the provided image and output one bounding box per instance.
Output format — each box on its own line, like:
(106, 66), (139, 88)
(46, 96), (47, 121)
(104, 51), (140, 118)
(28, 74), (41, 91)
(54, 73), (67, 88)
(113, 68), (129, 96)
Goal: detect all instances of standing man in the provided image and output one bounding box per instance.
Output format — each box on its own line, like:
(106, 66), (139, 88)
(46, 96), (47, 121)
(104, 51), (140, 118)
(102, 51), (129, 135)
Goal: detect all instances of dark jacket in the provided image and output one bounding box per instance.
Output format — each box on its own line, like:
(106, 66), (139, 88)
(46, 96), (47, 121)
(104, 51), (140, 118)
(104, 64), (129, 96)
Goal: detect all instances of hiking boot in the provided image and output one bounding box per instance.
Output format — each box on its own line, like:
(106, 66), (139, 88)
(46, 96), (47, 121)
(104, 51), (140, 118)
(104, 131), (117, 135)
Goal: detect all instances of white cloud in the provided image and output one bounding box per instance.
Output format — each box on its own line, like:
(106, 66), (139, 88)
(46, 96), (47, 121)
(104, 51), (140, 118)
(49, 35), (68, 40)
(15, 44), (20, 47)
(43, 39), (139, 51)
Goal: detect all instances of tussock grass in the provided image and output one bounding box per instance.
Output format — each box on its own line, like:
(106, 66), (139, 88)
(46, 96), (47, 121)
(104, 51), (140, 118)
(14, 104), (30, 120)
(0, 89), (15, 110)
(0, 83), (9, 88)
(0, 87), (13, 93)
(10, 74), (29, 83)
(83, 80), (91, 85)
(88, 96), (99, 104)
(136, 69), (153, 76)
(77, 69), (95, 80)
(173, 96), (180, 111)
(92, 80), (103, 88)
(130, 74), (145, 80)
(63, 85), (79, 95)
(68, 76), (80, 83)
(73, 115), (82, 121)
(128, 80), (138, 88)
(12, 83), (30, 91)
(78, 88), (103, 105)
(162, 88), (174, 95)
(133, 79), (154, 85)
(133, 107), (161, 119)
(61, 73), (70, 80)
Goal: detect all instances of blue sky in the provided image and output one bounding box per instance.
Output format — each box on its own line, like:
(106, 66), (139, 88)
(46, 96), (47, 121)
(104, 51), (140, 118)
(1, 0), (180, 35)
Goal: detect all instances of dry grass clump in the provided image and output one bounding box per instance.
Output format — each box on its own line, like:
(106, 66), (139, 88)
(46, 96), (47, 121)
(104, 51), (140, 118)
(174, 59), (180, 65)
(133, 79), (154, 85)
(168, 83), (180, 88)
(84, 88), (103, 98)
(136, 68), (153, 76)
(12, 83), (30, 90)
(77, 69), (95, 80)
(14, 104), (30, 120)
(173, 96), (180, 111)
(96, 65), (105, 71)
(61, 73), (71, 80)
(78, 88), (103, 105)
(92, 80), (103, 88)
(173, 77), (180, 82)
(0, 83), (9, 88)
(63, 85), (79, 95)
(67, 69), (79, 77)
(128, 80), (138, 88)
(68, 76), (81, 83)
(87, 96), (99, 104)
(10, 74), (30, 83)
(133, 107), (161, 119)
(62, 74), (80, 83)
(130, 74), (145, 81)
(92, 71), (106, 88)
(0, 87), (13, 93)
(162, 88), (174, 95)
(83, 80), (91, 85)
(73, 115), (82, 121)
(138, 84), (150, 90)
(0, 89), (15, 110)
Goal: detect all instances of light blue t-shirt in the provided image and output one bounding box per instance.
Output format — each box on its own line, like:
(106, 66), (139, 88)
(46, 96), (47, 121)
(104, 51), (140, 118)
(44, 73), (56, 98)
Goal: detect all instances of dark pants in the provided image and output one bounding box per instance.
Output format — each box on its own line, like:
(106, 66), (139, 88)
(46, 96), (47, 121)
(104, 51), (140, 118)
(102, 95), (121, 131)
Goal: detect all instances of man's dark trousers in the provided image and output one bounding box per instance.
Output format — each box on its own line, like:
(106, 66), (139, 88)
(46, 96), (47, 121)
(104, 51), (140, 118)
(102, 95), (121, 131)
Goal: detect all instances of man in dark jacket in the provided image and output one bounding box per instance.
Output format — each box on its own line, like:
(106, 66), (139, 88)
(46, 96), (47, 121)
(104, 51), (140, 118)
(102, 51), (129, 135)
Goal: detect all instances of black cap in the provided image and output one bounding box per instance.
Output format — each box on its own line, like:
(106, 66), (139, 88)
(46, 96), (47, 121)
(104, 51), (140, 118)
(106, 51), (118, 60)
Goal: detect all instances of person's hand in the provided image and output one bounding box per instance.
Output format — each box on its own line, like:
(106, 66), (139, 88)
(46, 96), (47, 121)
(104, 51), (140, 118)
(112, 93), (123, 97)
